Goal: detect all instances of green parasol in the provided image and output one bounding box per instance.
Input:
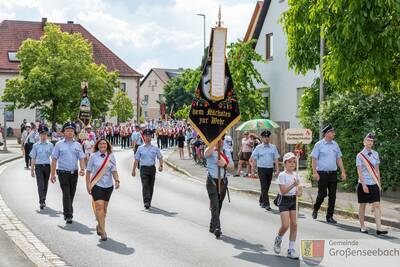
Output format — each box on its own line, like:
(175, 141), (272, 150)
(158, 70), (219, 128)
(235, 119), (279, 131)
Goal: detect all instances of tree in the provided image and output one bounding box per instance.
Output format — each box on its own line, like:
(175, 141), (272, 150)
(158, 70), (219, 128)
(109, 90), (134, 123)
(164, 68), (201, 113)
(2, 23), (119, 128)
(227, 40), (266, 121)
(281, 0), (400, 90)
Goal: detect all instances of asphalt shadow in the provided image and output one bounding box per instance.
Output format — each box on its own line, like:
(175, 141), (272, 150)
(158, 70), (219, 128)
(221, 235), (300, 266)
(57, 221), (95, 235)
(35, 206), (62, 218)
(145, 206), (178, 217)
(97, 238), (135, 255)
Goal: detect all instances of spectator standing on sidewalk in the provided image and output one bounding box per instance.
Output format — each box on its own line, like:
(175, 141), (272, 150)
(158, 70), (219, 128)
(22, 123), (38, 169)
(311, 124), (346, 224)
(177, 130), (185, 159)
(185, 127), (193, 158)
(235, 132), (253, 177)
(250, 130), (280, 210)
(223, 134), (234, 161)
(356, 133), (387, 235)
(30, 125), (54, 210)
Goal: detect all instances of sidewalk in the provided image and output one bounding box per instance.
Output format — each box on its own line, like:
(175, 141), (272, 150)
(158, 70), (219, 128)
(0, 138), (34, 267)
(164, 148), (400, 228)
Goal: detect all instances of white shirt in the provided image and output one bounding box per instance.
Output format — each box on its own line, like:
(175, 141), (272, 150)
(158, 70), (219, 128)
(277, 171), (301, 196)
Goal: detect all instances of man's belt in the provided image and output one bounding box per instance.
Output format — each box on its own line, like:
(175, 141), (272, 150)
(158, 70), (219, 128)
(317, 170), (337, 174)
(57, 170), (78, 175)
(35, 164), (50, 167)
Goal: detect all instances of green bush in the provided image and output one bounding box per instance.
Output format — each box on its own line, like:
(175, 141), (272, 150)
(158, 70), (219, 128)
(300, 82), (400, 191)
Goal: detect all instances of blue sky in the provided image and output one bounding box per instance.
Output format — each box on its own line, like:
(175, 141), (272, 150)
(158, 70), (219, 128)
(0, 0), (256, 75)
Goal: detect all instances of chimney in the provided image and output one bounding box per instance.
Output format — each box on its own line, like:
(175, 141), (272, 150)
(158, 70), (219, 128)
(41, 17), (47, 29)
(67, 21), (74, 24)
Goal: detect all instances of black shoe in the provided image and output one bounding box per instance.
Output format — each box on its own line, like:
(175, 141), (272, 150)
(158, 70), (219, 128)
(360, 228), (368, 234)
(326, 217), (337, 224)
(144, 203), (150, 210)
(209, 225), (215, 233)
(66, 217), (73, 224)
(312, 210), (318, 220)
(101, 232), (107, 241)
(214, 228), (222, 238)
(265, 206), (271, 211)
(40, 203), (46, 210)
(376, 230), (388, 235)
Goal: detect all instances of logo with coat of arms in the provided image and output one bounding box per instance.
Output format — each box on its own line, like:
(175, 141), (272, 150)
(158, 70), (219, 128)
(301, 240), (325, 266)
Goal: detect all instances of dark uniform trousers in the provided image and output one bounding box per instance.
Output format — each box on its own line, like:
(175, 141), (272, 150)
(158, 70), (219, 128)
(140, 166), (156, 205)
(206, 176), (227, 230)
(157, 136), (162, 148)
(313, 171), (337, 219)
(258, 167), (273, 207)
(24, 142), (33, 167)
(57, 170), (78, 218)
(35, 164), (50, 204)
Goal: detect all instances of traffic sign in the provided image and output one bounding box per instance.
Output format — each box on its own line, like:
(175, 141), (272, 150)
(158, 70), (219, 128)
(284, 128), (313, 144)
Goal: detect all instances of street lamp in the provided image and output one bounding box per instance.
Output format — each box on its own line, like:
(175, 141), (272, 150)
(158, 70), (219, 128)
(196, 13), (206, 50)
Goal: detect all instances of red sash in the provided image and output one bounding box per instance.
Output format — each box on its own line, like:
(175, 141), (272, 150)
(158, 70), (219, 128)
(358, 152), (381, 190)
(214, 148), (229, 165)
(89, 154), (110, 190)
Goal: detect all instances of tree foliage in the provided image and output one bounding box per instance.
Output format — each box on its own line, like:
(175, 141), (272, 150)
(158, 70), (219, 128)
(281, 0), (400, 90)
(109, 90), (134, 123)
(227, 40), (266, 121)
(164, 68), (201, 113)
(2, 23), (118, 127)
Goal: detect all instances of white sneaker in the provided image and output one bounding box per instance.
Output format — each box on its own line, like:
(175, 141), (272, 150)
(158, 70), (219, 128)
(287, 249), (299, 260)
(273, 236), (282, 254)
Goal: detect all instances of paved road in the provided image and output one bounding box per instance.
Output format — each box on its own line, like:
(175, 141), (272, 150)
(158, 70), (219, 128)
(0, 150), (399, 267)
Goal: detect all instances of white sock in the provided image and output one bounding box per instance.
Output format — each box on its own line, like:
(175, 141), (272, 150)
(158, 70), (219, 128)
(289, 240), (295, 250)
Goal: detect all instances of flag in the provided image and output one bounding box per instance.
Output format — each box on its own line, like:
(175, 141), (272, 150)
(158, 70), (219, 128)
(188, 26), (240, 147)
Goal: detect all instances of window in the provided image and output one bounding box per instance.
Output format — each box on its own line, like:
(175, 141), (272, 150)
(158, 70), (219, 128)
(148, 80), (152, 87)
(120, 82), (127, 92)
(5, 110), (14, 122)
(154, 80), (157, 86)
(158, 94), (164, 101)
(144, 111), (148, 118)
(144, 95), (149, 101)
(297, 87), (307, 116)
(265, 33), (273, 60)
(8, 52), (19, 62)
(261, 89), (270, 118)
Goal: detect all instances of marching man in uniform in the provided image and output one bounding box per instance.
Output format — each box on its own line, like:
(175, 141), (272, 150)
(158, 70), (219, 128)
(311, 124), (346, 224)
(50, 122), (86, 223)
(30, 125), (54, 210)
(250, 130), (280, 210)
(204, 135), (234, 238)
(132, 129), (163, 210)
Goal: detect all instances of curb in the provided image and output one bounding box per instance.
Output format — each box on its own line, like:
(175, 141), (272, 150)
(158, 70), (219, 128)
(0, 155), (70, 267)
(164, 158), (400, 229)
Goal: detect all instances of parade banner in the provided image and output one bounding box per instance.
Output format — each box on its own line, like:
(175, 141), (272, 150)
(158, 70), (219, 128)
(78, 80), (92, 127)
(188, 26), (240, 148)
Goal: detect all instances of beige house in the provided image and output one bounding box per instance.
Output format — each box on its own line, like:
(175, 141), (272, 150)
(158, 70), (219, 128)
(0, 18), (142, 135)
(139, 68), (183, 120)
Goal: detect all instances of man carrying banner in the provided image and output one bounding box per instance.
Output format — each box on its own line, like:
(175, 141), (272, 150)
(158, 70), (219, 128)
(86, 138), (120, 241)
(188, 8), (240, 239)
(204, 136), (234, 238)
(132, 129), (163, 210)
(356, 133), (387, 235)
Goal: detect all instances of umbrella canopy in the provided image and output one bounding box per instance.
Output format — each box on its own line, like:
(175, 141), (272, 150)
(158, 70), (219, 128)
(235, 119), (279, 131)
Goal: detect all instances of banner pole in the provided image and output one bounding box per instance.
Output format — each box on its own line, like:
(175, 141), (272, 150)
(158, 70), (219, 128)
(217, 146), (221, 195)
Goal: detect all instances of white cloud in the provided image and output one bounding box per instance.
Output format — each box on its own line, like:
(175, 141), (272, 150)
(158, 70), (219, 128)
(0, 0), (256, 71)
(137, 58), (163, 75)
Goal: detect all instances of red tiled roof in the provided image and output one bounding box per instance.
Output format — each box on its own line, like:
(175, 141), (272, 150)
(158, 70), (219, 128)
(0, 19), (142, 77)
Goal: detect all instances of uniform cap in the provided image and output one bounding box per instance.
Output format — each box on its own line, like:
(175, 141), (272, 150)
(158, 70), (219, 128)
(38, 125), (49, 134)
(143, 129), (152, 136)
(261, 130), (271, 137)
(62, 121), (76, 132)
(365, 132), (375, 140)
(283, 152), (296, 162)
(322, 124), (335, 135)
